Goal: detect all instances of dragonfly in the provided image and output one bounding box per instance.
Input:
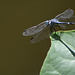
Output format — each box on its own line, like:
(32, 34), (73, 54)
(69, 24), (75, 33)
(23, 8), (75, 43)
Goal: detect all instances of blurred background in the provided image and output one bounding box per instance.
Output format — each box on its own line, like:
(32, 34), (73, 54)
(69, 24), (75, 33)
(0, 0), (75, 75)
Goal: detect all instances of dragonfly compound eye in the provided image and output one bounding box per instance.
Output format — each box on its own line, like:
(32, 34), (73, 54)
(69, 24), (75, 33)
(46, 21), (49, 26)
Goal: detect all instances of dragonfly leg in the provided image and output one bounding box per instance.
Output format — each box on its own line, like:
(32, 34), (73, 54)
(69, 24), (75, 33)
(50, 26), (56, 35)
(49, 26), (53, 35)
(50, 26), (53, 33)
(52, 26), (56, 34)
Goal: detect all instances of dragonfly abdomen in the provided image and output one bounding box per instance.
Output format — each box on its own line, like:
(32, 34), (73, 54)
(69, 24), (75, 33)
(58, 22), (75, 25)
(68, 22), (75, 25)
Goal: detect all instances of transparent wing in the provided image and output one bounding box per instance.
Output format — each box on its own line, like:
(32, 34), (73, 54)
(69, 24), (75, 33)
(59, 15), (75, 22)
(55, 8), (74, 20)
(58, 23), (75, 29)
(23, 21), (47, 36)
(30, 26), (51, 44)
(58, 24), (66, 29)
(59, 24), (75, 30)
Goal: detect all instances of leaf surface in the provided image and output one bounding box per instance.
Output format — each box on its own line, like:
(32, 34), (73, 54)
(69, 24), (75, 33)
(40, 30), (75, 75)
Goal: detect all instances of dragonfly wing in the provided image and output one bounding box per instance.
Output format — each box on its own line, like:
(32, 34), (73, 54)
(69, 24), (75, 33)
(55, 9), (74, 20)
(23, 21), (47, 36)
(59, 15), (75, 22)
(58, 24), (66, 29)
(58, 23), (75, 29)
(30, 26), (51, 44)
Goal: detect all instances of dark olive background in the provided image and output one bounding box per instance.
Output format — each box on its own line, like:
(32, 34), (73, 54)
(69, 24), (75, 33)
(0, 0), (75, 75)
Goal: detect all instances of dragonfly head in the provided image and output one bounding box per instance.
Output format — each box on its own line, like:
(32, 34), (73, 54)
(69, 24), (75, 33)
(46, 20), (49, 26)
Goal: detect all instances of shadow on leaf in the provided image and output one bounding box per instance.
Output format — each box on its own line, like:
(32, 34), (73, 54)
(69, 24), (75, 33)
(51, 33), (75, 57)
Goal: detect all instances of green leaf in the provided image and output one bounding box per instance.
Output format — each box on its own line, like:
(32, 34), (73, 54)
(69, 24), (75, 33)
(40, 30), (75, 75)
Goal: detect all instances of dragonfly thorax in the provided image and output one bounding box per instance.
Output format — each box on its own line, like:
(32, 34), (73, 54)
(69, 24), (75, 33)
(46, 19), (60, 26)
(50, 19), (59, 26)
